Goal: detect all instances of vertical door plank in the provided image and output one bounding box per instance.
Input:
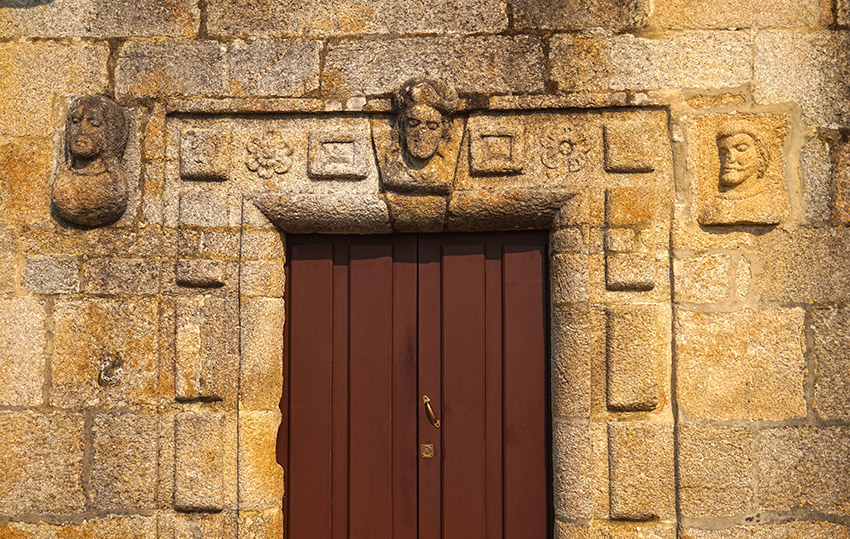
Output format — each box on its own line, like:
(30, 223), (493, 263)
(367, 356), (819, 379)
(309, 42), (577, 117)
(392, 237), (419, 539)
(418, 235), (443, 539)
(503, 243), (549, 539)
(484, 239), (504, 539)
(331, 243), (350, 539)
(348, 243), (395, 539)
(441, 242), (487, 539)
(286, 243), (335, 539)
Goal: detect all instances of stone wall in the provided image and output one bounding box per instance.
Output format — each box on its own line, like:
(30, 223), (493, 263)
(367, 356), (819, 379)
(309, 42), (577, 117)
(0, 0), (848, 538)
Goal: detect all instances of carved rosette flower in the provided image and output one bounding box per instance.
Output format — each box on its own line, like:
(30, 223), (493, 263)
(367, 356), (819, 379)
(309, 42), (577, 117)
(245, 131), (293, 179)
(540, 126), (589, 173)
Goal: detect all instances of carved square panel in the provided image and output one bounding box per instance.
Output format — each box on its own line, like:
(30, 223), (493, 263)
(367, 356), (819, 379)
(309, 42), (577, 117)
(468, 118), (526, 175)
(606, 252), (656, 291)
(180, 128), (231, 182)
(307, 130), (369, 180)
(603, 117), (660, 173)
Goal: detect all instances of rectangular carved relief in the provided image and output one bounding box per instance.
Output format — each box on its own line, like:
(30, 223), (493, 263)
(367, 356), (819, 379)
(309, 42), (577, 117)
(175, 297), (238, 402)
(174, 412), (226, 512)
(606, 304), (664, 412)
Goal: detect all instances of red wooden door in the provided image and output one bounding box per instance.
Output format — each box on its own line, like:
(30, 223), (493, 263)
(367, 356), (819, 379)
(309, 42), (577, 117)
(279, 233), (549, 539)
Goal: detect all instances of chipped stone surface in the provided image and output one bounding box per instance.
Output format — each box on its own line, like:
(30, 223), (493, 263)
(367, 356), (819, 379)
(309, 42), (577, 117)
(207, 0), (508, 36)
(754, 31), (850, 126)
(759, 426), (850, 514)
(608, 421), (675, 520)
(0, 0), (199, 38)
(513, 0), (648, 30)
(91, 412), (158, 510)
(52, 298), (160, 408)
(22, 255), (80, 295)
(0, 137), (54, 225)
(677, 424), (753, 517)
(323, 36), (545, 97)
(676, 309), (806, 420)
(812, 306), (850, 420)
(238, 411), (284, 510)
(673, 253), (732, 303)
(681, 522), (850, 538)
(0, 411), (85, 514)
(0, 41), (109, 137)
(116, 39), (320, 98)
(240, 298), (284, 411)
(654, 0), (826, 29)
(551, 32), (751, 92)
(0, 297), (45, 406)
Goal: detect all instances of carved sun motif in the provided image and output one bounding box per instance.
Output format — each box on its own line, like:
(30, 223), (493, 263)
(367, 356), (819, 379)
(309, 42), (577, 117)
(245, 131), (293, 179)
(540, 126), (589, 173)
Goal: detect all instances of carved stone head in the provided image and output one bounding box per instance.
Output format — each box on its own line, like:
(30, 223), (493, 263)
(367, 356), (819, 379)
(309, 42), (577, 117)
(393, 78), (459, 163)
(52, 95), (129, 228)
(716, 121), (768, 190)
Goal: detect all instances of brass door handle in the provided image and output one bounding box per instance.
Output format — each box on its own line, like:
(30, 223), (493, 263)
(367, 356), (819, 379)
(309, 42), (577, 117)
(422, 395), (440, 429)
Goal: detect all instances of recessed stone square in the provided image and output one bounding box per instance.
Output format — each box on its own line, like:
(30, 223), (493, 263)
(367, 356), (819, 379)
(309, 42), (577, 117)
(307, 130), (369, 180)
(180, 128), (232, 182)
(468, 117), (526, 175)
(604, 119), (658, 173)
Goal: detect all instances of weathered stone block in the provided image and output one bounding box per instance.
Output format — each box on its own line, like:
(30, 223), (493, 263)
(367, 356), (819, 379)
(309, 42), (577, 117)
(241, 260), (285, 298)
(605, 187), (654, 226)
(175, 412), (229, 512)
(52, 298), (160, 407)
(91, 412), (158, 510)
(608, 421), (675, 520)
(239, 509), (284, 539)
(551, 308), (598, 418)
(239, 411), (284, 510)
(323, 36), (544, 97)
(385, 194), (448, 233)
(513, 0), (648, 31)
(207, 0), (507, 36)
(0, 41), (109, 137)
(22, 255), (80, 295)
(179, 229), (241, 259)
(0, 226), (15, 293)
(676, 309), (806, 420)
(687, 113), (790, 226)
(179, 191), (232, 228)
(228, 39), (321, 97)
(0, 515), (158, 537)
(759, 426), (850, 514)
(552, 254), (591, 304)
(754, 31), (850, 126)
(83, 257), (161, 295)
(553, 422), (594, 519)
(0, 411), (85, 514)
(606, 305), (664, 412)
(605, 253), (655, 291)
(835, 137), (850, 224)
(755, 227), (850, 303)
(180, 128), (232, 182)
(0, 0), (199, 38)
(677, 424), (753, 517)
(0, 297), (45, 406)
(812, 306), (850, 420)
(175, 259), (231, 289)
(0, 137), (54, 225)
(654, 0), (826, 29)
(158, 510), (238, 538)
(681, 522), (850, 538)
(117, 40), (226, 98)
(673, 253), (731, 303)
(841, 0), (850, 26)
(240, 297), (284, 410)
(551, 32), (751, 92)
(175, 296), (238, 401)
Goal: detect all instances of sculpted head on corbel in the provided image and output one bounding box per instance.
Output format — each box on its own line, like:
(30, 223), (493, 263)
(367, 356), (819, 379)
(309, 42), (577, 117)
(716, 121), (769, 195)
(52, 95), (129, 228)
(393, 77), (460, 165)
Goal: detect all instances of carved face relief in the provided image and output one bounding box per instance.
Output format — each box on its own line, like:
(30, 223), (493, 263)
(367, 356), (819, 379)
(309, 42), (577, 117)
(402, 104), (446, 161)
(718, 132), (761, 188)
(68, 102), (107, 160)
